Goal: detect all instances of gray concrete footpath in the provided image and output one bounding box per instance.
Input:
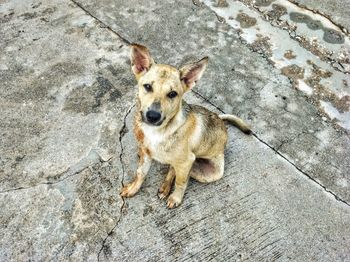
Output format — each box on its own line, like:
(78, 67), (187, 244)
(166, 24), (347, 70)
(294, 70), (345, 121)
(0, 0), (349, 261)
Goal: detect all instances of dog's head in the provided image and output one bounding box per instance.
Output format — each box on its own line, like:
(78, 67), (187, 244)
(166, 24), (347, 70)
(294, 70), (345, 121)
(130, 44), (208, 127)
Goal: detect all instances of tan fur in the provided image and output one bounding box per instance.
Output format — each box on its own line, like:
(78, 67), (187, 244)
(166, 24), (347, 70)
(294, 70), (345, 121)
(120, 44), (251, 208)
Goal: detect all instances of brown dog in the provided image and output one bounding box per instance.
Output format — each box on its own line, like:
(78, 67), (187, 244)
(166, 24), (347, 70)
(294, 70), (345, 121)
(120, 44), (251, 208)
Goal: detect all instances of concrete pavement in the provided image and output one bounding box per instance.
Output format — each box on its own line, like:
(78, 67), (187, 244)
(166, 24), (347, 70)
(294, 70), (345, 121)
(0, 0), (349, 261)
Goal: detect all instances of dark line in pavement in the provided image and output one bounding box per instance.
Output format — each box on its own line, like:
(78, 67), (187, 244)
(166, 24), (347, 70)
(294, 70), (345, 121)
(97, 104), (134, 261)
(70, 0), (131, 45)
(0, 150), (111, 194)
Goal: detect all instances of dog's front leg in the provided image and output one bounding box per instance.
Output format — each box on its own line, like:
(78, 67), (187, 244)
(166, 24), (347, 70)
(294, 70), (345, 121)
(167, 155), (195, 208)
(120, 147), (152, 197)
(158, 166), (176, 200)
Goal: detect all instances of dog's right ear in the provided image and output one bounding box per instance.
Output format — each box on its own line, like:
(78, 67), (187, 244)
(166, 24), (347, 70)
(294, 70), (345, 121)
(130, 44), (154, 80)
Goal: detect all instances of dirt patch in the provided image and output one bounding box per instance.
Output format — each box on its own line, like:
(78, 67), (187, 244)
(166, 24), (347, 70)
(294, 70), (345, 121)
(337, 48), (350, 72)
(236, 13), (257, 28)
(283, 60), (348, 131)
(250, 35), (272, 57)
(63, 76), (121, 115)
(296, 35), (332, 62)
(337, 96), (350, 112)
(289, 12), (311, 23)
(214, 0), (229, 8)
(254, 0), (275, 7)
(19, 12), (38, 20)
(323, 28), (345, 44)
(31, 2), (42, 8)
(305, 61), (349, 114)
(281, 64), (305, 79)
(267, 4), (287, 20)
(6, 62), (83, 102)
(280, 62), (348, 130)
(0, 11), (15, 23)
(284, 50), (297, 60)
(306, 20), (323, 31)
(42, 7), (57, 15)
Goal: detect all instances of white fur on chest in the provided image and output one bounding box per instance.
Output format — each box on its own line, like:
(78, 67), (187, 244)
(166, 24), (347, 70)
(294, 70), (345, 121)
(142, 125), (166, 151)
(141, 124), (170, 163)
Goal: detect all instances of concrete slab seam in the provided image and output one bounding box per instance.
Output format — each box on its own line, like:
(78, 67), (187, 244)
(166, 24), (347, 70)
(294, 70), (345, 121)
(70, 0), (131, 44)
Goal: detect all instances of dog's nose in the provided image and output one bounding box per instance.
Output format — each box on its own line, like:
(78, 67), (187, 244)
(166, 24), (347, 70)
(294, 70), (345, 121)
(146, 110), (161, 124)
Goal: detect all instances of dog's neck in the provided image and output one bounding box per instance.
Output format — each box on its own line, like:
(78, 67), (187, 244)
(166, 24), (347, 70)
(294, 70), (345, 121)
(161, 101), (187, 133)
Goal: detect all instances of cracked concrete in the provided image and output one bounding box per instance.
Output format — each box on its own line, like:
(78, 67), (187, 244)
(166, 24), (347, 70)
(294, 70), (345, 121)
(287, 0), (350, 34)
(97, 104), (134, 262)
(0, 0), (349, 261)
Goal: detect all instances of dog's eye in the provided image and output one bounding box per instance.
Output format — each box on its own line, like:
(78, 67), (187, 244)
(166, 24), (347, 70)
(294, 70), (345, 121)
(143, 84), (153, 92)
(167, 91), (178, 99)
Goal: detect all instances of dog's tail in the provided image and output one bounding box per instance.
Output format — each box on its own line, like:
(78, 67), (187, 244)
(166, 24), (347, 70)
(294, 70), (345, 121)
(219, 114), (252, 135)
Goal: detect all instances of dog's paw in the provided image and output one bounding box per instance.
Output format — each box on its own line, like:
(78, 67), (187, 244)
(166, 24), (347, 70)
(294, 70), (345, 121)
(158, 181), (172, 200)
(158, 190), (170, 200)
(167, 193), (182, 209)
(120, 182), (140, 197)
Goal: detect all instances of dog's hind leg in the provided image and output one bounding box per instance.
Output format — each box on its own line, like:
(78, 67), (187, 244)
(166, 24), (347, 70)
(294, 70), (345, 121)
(190, 153), (225, 183)
(158, 166), (176, 200)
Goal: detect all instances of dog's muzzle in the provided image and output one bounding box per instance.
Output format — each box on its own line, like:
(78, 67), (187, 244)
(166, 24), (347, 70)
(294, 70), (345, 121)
(143, 110), (164, 126)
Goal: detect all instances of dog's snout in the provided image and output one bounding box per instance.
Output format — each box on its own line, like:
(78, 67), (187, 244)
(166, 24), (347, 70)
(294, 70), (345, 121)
(146, 110), (161, 123)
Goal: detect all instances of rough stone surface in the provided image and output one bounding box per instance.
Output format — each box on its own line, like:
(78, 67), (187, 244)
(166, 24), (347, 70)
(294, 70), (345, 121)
(0, 0), (349, 261)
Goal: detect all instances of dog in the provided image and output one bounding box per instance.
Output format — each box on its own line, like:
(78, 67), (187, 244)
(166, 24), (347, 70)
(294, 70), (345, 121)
(120, 44), (251, 208)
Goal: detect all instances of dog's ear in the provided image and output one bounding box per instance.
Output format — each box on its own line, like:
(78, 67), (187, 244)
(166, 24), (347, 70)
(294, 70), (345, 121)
(180, 57), (208, 91)
(130, 44), (154, 79)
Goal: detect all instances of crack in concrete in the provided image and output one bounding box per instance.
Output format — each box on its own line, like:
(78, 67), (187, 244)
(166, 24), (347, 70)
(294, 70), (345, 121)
(97, 104), (135, 261)
(275, 130), (308, 151)
(70, 0), (131, 45)
(191, 89), (350, 207)
(0, 149), (110, 194)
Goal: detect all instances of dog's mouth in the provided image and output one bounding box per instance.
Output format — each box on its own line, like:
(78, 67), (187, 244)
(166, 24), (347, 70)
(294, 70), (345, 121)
(146, 118), (164, 126)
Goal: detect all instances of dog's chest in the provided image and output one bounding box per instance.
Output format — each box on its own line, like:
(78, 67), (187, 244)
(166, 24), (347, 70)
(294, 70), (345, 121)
(141, 125), (173, 163)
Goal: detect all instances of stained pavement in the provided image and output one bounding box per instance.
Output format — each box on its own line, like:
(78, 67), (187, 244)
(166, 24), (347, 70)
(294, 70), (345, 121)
(0, 0), (349, 261)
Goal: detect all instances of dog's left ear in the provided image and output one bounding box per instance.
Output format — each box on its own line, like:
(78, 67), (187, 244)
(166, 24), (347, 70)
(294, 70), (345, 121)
(180, 57), (208, 91)
(130, 44), (154, 79)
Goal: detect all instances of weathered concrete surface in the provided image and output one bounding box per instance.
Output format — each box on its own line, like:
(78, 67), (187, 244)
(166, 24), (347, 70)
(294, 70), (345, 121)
(0, 0), (349, 261)
(74, 0), (350, 205)
(0, 0), (133, 259)
(289, 0), (350, 33)
(100, 95), (350, 261)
